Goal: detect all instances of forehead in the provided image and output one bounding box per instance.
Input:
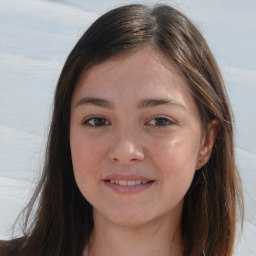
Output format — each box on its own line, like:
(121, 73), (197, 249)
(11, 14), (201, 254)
(72, 47), (197, 114)
(82, 47), (178, 82)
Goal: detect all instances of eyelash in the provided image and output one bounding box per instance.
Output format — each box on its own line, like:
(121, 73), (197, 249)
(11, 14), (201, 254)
(82, 116), (111, 127)
(145, 116), (174, 127)
(82, 116), (174, 128)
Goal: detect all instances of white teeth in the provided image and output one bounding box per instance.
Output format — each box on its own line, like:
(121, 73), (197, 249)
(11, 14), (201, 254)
(127, 181), (136, 185)
(119, 180), (127, 185)
(108, 180), (150, 185)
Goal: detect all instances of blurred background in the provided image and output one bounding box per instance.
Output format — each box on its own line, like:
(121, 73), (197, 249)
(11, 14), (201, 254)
(0, 0), (255, 254)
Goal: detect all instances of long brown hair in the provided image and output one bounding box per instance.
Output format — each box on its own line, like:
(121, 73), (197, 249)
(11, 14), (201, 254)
(4, 4), (243, 256)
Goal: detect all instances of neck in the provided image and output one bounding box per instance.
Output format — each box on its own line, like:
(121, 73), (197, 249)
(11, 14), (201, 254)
(84, 211), (183, 256)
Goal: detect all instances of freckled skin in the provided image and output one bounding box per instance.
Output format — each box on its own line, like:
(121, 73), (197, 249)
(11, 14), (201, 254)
(70, 47), (207, 229)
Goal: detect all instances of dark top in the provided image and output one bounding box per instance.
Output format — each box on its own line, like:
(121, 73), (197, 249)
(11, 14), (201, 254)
(0, 240), (5, 255)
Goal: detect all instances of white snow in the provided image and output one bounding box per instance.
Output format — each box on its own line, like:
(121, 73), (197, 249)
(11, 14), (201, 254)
(0, 0), (255, 254)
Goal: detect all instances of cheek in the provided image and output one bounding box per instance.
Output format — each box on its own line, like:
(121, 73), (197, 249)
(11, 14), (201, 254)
(71, 140), (101, 203)
(151, 134), (199, 178)
(70, 132), (113, 196)
(71, 130), (107, 166)
(70, 133), (103, 188)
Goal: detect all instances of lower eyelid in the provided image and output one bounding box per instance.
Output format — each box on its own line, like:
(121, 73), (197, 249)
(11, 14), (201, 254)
(82, 116), (110, 126)
(81, 115), (174, 127)
(146, 118), (171, 128)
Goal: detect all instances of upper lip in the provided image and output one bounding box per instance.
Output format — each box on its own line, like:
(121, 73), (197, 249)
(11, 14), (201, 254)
(103, 174), (153, 181)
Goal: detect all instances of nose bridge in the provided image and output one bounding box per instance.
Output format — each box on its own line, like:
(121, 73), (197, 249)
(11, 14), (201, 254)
(108, 121), (144, 164)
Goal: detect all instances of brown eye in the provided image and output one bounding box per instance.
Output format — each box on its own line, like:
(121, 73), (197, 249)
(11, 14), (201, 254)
(146, 117), (173, 127)
(83, 116), (110, 127)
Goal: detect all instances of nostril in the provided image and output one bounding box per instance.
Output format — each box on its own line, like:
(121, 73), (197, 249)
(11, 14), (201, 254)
(107, 141), (145, 164)
(110, 157), (118, 162)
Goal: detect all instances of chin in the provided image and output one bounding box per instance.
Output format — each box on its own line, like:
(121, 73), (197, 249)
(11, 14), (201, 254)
(95, 206), (152, 228)
(110, 215), (150, 228)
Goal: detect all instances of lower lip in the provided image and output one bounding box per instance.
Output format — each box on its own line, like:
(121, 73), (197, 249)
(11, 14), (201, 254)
(104, 181), (154, 194)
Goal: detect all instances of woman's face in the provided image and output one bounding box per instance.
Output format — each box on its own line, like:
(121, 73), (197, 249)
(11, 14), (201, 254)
(70, 47), (209, 227)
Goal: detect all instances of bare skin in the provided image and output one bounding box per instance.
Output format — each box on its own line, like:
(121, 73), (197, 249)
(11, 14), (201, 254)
(83, 205), (183, 256)
(70, 46), (217, 256)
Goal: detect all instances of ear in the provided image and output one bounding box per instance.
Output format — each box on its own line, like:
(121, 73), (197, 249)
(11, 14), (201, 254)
(196, 119), (219, 170)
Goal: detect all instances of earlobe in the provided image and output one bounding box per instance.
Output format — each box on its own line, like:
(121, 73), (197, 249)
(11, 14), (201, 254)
(196, 119), (219, 170)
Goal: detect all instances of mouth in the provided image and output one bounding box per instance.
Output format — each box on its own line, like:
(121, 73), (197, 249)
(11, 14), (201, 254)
(105, 180), (154, 186)
(103, 176), (155, 194)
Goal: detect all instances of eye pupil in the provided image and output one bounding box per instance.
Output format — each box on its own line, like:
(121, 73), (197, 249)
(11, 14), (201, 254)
(145, 117), (173, 127)
(94, 118), (105, 126)
(156, 118), (168, 126)
(83, 117), (109, 127)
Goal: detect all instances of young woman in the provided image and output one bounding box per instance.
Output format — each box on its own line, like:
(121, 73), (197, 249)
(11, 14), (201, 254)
(0, 4), (243, 256)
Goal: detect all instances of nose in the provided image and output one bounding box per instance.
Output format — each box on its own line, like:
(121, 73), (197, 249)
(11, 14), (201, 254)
(107, 128), (145, 165)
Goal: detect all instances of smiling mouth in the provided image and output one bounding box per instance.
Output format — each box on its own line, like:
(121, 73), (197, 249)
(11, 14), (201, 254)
(103, 175), (155, 194)
(106, 180), (154, 186)
(104, 179), (155, 194)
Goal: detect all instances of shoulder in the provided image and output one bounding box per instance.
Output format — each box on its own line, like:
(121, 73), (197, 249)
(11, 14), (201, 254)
(0, 238), (24, 256)
(0, 240), (6, 255)
(0, 240), (5, 248)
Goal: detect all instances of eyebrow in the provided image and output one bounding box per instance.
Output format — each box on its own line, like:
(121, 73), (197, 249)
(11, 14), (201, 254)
(75, 97), (186, 111)
(75, 97), (114, 109)
(138, 99), (186, 111)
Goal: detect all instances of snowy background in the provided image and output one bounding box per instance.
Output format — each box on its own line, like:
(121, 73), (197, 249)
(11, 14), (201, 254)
(0, 0), (255, 254)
